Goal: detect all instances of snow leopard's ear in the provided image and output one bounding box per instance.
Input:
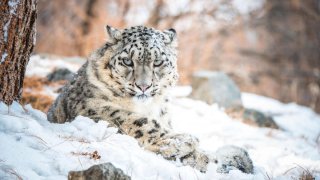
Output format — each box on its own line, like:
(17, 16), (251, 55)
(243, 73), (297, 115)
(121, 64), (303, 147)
(163, 28), (177, 47)
(105, 25), (122, 43)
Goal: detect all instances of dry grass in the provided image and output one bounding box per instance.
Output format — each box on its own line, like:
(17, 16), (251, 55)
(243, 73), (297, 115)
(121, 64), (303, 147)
(23, 76), (47, 91)
(299, 171), (316, 180)
(58, 135), (91, 144)
(264, 165), (318, 180)
(0, 165), (23, 180)
(4, 168), (23, 180)
(264, 172), (274, 180)
(283, 165), (317, 180)
(21, 76), (66, 112)
(297, 166), (316, 180)
(21, 92), (53, 112)
(71, 150), (101, 160)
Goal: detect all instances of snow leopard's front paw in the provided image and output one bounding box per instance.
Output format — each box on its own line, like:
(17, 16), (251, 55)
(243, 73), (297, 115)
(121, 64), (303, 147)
(157, 133), (199, 160)
(180, 150), (209, 172)
(214, 145), (254, 174)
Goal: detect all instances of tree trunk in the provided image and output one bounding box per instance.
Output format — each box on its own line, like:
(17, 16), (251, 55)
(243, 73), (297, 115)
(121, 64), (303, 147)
(0, 0), (37, 105)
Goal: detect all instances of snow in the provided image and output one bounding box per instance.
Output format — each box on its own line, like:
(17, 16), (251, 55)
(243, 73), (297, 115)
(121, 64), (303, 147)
(8, 0), (20, 14)
(164, 0), (190, 17)
(0, 56), (319, 179)
(123, 0), (266, 26)
(26, 55), (85, 77)
(125, 0), (155, 26)
(1, 52), (8, 64)
(3, 21), (10, 42)
(2, 0), (21, 44)
(232, 0), (265, 15)
(242, 93), (320, 142)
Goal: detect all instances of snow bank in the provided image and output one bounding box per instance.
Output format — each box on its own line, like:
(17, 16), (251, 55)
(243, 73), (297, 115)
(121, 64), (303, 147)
(0, 93), (319, 179)
(243, 93), (320, 143)
(0, 101), (255, 180)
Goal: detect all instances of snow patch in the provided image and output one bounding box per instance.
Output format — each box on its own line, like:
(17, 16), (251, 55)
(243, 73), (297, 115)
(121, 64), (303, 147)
(232, 0), (265, 15)
(26, 55), (85, 77)
(124, 0), (155, 26)
(1, 0), (21, 46)
(242, 92), (320, 142)
(3, 21), (10, 42)
(1, 52), (8, 64)
(164, 0), (190, 17)
(8, 0), (20, 14)
(0, 92), (320, 179)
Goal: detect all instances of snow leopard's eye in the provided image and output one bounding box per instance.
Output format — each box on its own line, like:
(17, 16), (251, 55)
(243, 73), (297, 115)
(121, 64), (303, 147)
(154, 60), (164, 67)
(123, 57), (133, 67)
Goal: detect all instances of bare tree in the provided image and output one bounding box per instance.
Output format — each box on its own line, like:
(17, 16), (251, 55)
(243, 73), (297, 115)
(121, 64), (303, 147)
(0, 0), (37, 105)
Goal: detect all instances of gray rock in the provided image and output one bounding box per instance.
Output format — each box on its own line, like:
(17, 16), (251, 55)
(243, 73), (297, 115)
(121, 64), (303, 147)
(190, 71), (242, 109)
(47, 68), (74, 82)
(68, 163), (131, 180)
(214, 145), (254, 174)
(227, 108), (279, 129)
(243, 108), (279, 129)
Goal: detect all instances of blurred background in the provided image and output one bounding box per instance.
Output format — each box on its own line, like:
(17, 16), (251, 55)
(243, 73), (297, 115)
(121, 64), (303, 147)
(31, 0), (320, 112)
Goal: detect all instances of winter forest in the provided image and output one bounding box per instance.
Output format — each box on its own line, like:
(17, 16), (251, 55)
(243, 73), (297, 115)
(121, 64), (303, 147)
(0, 0), (320, 179)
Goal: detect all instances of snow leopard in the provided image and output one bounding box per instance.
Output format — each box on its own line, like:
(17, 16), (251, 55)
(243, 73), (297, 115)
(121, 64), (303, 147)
(47, 25), (253, 173)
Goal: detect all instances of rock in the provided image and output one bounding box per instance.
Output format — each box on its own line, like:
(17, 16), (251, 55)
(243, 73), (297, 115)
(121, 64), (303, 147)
(68, 163), (131, 180)
(214, 145), (254, 174)
(243, 108), (278, 129)
(191, 71), (279, 129)
(190, 71), (242, 109)
(47, 68), (74, 82)
(226, 107), (279, 129)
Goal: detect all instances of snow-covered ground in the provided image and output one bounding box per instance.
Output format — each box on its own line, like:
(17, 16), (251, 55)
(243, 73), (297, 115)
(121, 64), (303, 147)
(0, 55), (319, 179)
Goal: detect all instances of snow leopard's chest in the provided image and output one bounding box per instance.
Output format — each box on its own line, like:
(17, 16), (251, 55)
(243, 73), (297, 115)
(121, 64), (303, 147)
(132, 98), (162, 120)
(130, 97), (170, 129)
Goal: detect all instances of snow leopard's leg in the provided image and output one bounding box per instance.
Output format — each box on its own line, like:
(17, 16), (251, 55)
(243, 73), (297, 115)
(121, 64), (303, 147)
(47, 94), (68, 123)
(179, 150), (210, 172)
(85, 105), (209, 172)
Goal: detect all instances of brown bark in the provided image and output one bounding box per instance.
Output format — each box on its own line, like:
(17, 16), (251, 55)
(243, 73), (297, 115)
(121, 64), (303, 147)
(0, 0), (37, 105)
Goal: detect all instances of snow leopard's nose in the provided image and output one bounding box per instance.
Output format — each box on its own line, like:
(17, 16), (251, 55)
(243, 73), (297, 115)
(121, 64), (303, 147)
(135, 83), (152, 93)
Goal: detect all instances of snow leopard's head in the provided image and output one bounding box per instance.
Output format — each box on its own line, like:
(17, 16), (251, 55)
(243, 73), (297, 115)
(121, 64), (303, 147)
(94, 25), (178, 100)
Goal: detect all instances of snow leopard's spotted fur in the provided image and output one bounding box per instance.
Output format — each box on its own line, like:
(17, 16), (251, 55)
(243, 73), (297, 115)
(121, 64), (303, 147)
(48, 25), (209, 171)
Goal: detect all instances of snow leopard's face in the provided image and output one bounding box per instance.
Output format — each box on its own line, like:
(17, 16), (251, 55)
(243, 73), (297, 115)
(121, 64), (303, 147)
(105, 26), (178, 100)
